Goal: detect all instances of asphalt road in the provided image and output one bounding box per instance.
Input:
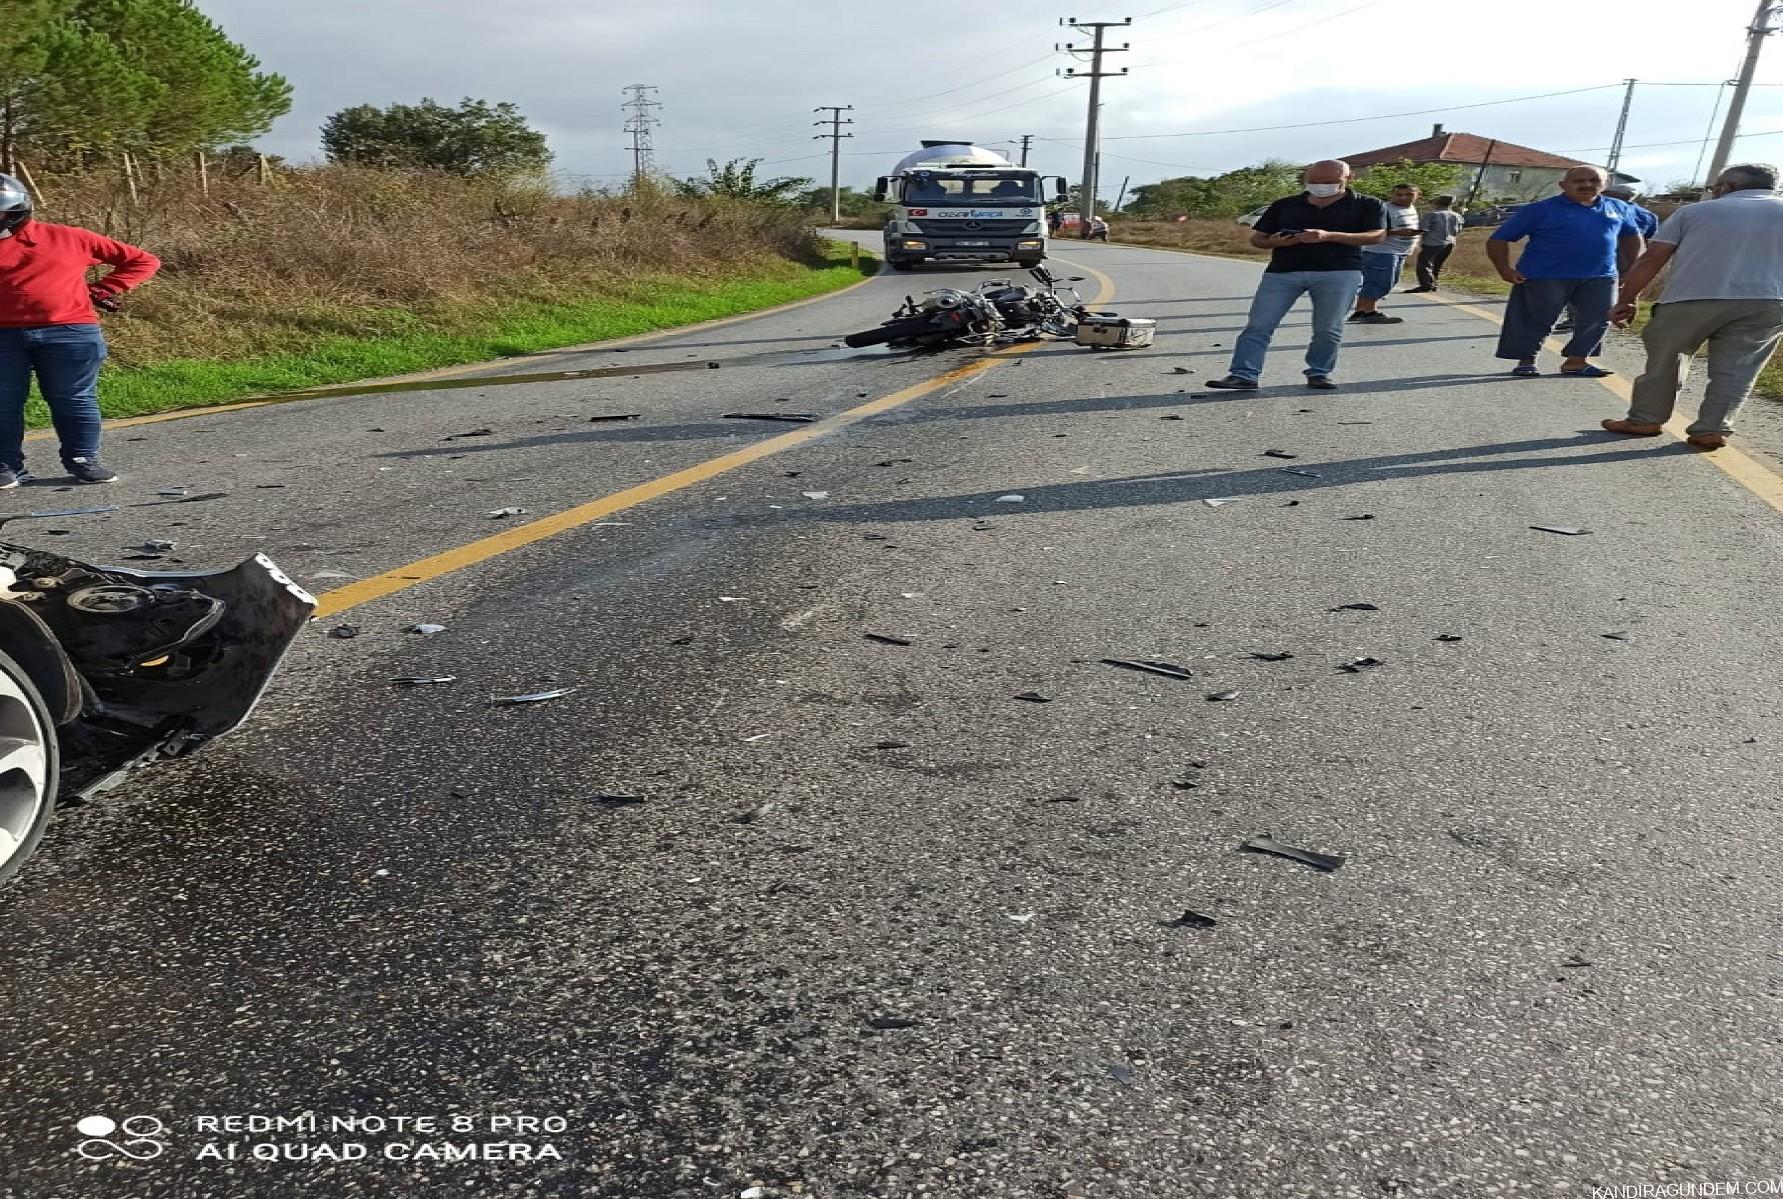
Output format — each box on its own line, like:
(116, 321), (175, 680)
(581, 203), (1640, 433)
(4, 235), (1783, 1199)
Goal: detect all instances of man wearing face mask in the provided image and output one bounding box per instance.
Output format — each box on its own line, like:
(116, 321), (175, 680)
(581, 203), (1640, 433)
(1204, 160), (1388, 391)
(1487, 165), (1644, 378)
(1599, 163), (1783, 450)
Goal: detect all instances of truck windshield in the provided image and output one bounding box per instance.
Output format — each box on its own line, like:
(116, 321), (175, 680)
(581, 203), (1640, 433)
(901, 174), (1039, 205)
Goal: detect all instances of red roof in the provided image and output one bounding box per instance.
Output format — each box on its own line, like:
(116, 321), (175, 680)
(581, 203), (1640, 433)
(1344, 131), (1590, 171)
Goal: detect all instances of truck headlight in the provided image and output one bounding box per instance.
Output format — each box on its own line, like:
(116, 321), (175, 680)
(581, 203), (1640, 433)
(1017, 239), (1043, 248)
(901, 240), (927, 250)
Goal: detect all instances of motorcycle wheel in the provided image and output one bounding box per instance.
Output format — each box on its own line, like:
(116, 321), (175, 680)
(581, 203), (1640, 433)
(843, 317), (941, 348)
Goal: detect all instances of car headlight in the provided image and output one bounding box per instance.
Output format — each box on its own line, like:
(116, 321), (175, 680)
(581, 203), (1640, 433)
(1017, 240), (1043, 248)
(901, 240), (927, 250)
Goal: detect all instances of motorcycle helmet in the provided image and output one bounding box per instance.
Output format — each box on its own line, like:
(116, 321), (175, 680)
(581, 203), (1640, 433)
(0, 174), (31, 234)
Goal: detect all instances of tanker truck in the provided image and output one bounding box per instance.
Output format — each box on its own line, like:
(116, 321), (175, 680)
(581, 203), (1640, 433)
(873, 142), (1068, 271)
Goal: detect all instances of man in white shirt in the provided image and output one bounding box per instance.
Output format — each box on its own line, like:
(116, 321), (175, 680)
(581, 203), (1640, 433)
(1599, 163), (1783, 450)
(1349, 183), (1420, 325)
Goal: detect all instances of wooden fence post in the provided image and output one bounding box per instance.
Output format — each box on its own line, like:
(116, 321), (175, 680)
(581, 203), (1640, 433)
(121, 151), (139, 205)
(256, 154), (271, 186)
(194, 149), (209, 196)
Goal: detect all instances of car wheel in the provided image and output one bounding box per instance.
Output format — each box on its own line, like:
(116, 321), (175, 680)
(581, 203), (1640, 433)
(0, 648), (57, 886)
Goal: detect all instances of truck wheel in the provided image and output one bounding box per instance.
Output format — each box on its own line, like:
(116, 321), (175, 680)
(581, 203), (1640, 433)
(0, 648), (56, 887)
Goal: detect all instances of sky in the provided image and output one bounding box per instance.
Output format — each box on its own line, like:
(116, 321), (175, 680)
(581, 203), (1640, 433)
(196, 0), (1783, 199)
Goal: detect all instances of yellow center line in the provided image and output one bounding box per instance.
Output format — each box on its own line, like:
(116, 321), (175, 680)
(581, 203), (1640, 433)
(313, 257), (1117, 618)
(1421, 292), (1783, 516)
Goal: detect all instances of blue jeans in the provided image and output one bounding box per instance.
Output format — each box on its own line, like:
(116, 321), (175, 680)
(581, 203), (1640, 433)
(1229, 269), (1363, 381)
(0, 324), (107, 471)
(1358, 252), (1407, 300)
(1496, 276), (1615, 361)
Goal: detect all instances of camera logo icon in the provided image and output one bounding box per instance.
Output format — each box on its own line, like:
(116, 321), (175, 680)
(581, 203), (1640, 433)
(75, 1115), (167, 1161)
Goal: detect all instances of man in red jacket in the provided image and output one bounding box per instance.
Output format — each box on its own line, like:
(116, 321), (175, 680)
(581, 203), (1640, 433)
(0, 174), (160, 487)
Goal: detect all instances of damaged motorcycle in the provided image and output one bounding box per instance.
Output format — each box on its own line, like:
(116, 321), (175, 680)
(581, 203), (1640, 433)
(841, 265), (1154, 351)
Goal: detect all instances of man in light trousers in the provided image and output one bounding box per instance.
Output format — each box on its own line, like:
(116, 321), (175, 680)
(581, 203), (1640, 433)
(1600, 163), (1783, 450)
(1202, 159), (1388, 392)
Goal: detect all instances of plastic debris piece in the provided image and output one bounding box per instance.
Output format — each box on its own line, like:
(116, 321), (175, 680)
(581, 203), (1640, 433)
(707, 362), (721, 369)
(1340, 656), (1384, 673)
(1331, 602), (1379, 611)
(871, 740), (911, 750)
(865, 633), (913, 646)
(1101, 658), (1193, 681)
(1162, 910), (1217, 929)
(1206, 689), (1240, 702)
(1108, 1063), (1136, 1085)
(408, 623), (447, 635)
(1435, 633), (1463, 642)
(1007, 912), (1038, 924)
(490, 688), (575, 705)
(1030, 794), (1083, 804)
(899, 591), (924, 599)
(1240, 834), (1345, 872)
(393, 676), (456, 686)
(1203, 497), (1240, 507)
(1341, 514), (1376, 521)
(723, 412), (816, 422)
(1561, 955), (1593, 968)
(1161, 414), (1184, 421)
(1531, 525), (1591, 536)
(741, 1189), (769, 1199)
(1283, 500), (1301, 507)
(487, 507), (527, 518)
(995, 494), (1025, 503)
(1602, 631), (1631, 641)
(1262, 449), (1298, 459)
(156, 487), (187, 496)
(140, 539), (176, 552)
(1013, 691), (1052, 703)
(588, 413), (640, 422)
(800, 490), (830, 500)
(734, 802), (775, 825)
(1279, 468), (1320, 478)
(594, 793), (646, 806)
(741, 732), (775, 743)
(447, 428), (495, 439)
(311, 570), (355, 580)
(718, 596), (746, 603)
(329, 625), (361, 639)
(1171, 366), (1190, 374)
(1249, 651), (1294, 662)
(865, 1014), (919, 1030)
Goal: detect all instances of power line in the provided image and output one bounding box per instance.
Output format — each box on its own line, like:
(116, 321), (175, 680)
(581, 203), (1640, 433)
(621, 84), (660, 189)
(813, 105), (855, 223)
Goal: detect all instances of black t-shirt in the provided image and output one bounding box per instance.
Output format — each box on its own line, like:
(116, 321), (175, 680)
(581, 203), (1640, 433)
(1253, 191), (1388, 272)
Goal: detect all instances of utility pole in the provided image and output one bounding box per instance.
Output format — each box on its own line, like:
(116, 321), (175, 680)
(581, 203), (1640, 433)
(813, 105), (854, 224)
(1016, 134), (1034, 167)
(1059, 16), (1130, 238)
(1605, 78), (1636, 178)
(1705, 0), (1780, 194)
(621, 84), (661, 191)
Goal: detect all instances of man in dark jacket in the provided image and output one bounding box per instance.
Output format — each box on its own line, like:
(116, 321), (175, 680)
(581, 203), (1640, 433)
(0, 174), (160, 487)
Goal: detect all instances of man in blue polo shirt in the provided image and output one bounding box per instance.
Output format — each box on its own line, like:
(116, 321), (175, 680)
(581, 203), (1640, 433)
(1487, 165), (1645, 377)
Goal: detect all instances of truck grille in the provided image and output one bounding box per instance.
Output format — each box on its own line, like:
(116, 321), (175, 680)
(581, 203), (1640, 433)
(913, 219), (1032, 236)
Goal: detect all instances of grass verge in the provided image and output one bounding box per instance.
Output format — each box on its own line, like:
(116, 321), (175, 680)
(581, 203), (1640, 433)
(63, 247), (873, 424)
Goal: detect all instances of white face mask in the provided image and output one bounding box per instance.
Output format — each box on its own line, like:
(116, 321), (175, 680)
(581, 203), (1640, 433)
(1305, 182), (1344, 197)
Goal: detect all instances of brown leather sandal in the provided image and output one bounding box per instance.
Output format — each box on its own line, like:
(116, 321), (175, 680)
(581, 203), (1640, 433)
(1600, 418), (1663, 436)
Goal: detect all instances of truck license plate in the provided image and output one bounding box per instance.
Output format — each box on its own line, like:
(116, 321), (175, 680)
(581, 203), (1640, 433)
(955, 240), (990, 247)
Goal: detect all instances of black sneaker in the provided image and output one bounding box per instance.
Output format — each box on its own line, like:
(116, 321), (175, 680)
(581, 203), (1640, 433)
(1351, 311), (1403, 325)
(0, 466), (19, 490)
(1306, 375), (1338, 390)
(1403, 286), (1435, 293)
(1204, 375), (1259, 390)
(64, 456), (118, 484)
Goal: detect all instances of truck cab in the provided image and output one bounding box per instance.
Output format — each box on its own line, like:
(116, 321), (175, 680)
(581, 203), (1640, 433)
(875, 142), (1068, 271)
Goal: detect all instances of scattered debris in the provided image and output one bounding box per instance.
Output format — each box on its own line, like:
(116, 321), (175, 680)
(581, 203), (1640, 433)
(1161, 910), (1217, 929)
(1240, 834), (1345, 872)
(1101, 658), (1193, 681)
(1435, 633), (1463, 642)
(724, 412), (816, 423)
(1602, 631), (1631, 641)
(593, 793), (646, 806)
(865, 633), (913, 646)
(864, 1015), (919, 1030)
(1283, 500), (1301, 507)
(734, 802), (775, 825)
(1013, 691), (1052, 703)
(1170, 779), (1199, 790)
(311, 570), (355, 580)
(138, 539), (176, 552)
(1161, 414), (1184, 421)
(1331, 602), (1380, 612)
(490, 688), (576, 705)
(1341, 514), (1375, 521)
(1205, 689), (1240, 702)
(393, 676), (456, 686)
(718, 596), (746, 603)
(588, 413), (640, 422)
(446, 428), (495, 439)
(1279, 468), (1320, 478)
(1340, 657), (1384, 673)
(1107, 1063), (1136, 1085)
(329, 625), (361, 639)
(1007, 911), (1038, 924)
(1171, 366), (1191, 374)
(871, 740), (912, 750)
(1203, 498), (1240, 507)
(1530, 525), (1591, 536)
(707, 361), (722, 369)
(1262, 449), (1298, 459)
(1561, 955), (1593, 968)
(486, 507), (527, 518)
(1030, 794), (1083, 804)
(800, 490), (830, 500)
(156, 487), (187, 497)
(995, 494), (1025, 503)
(1249, 651), (1295, 662)
(741, 732), (775, 743)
